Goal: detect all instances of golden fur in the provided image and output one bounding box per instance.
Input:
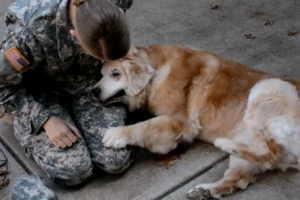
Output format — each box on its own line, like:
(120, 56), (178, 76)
(93, 44), (300, 199)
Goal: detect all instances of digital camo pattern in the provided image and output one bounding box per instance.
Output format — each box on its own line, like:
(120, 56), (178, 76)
(9, 174), (58, 200)
(72, 93), (133, 174)
(15, 93), (133, 186)
(0, 0), (134, 187)
(14, 100), (94, 186)
(0, 0), (101, 135)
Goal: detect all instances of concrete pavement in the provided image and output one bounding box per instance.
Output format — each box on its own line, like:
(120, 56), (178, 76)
(1, 0), (300, 199)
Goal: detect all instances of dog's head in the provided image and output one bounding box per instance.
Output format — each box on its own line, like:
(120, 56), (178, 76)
(92, 46), (155, 104)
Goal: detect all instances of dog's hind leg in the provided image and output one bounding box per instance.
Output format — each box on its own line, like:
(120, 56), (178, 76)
(214, 136), (283, 169)
(102, 115), (193, 154)
(187, 155), (261, 199)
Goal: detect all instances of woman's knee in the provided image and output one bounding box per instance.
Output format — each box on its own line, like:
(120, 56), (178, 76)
(51, 157), (94, 186)
(33, 150), (93, 186)
(30, 137), (94, 186)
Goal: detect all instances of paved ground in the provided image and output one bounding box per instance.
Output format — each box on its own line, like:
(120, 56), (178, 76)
(0, 0), (300, 199)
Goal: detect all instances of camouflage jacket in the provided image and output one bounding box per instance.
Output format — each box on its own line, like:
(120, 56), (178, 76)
(0, 0), (131, 135)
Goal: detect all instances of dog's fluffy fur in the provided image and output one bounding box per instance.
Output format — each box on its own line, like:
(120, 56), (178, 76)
(93, 44), (300, 199)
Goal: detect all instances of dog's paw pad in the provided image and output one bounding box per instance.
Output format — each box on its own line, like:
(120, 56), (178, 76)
(102, 128), (128, 149)
(187, 187), (212, 200)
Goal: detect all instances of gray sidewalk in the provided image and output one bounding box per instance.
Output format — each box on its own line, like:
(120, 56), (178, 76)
(1, 0), (300, 199)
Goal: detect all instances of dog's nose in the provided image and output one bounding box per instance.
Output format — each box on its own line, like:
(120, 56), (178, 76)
(92, 87), (101, 97)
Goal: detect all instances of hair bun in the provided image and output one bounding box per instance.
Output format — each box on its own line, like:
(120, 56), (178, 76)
(112, 0), (134, 12)
(73, 0), (86, 7)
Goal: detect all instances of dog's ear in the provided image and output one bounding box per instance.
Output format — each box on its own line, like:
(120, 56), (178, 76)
(128, 45), (139, 56)
(125, 62), (155, 96)
(122, 45), (139, 61)
(118, 46), (139, 62)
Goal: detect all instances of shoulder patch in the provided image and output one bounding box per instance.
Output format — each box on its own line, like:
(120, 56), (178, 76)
(4, 46), (30, 71)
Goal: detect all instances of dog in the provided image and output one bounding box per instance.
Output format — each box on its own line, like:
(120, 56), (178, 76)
(92, 44), (300, 199)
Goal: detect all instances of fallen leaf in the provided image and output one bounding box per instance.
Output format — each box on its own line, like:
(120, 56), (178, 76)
(244, 34), (256, 39)
(263, 20), (273, 26)
(158, 155), (180, 169)
(210, 4), (219, 9)
(287, 31), (298, 36)
(155, 144), (189, 169)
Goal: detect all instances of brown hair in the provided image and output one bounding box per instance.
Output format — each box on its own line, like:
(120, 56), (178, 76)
(74, 0), (131, 60)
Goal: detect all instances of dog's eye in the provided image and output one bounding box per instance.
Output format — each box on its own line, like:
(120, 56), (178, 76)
(111, 69), (121, 77)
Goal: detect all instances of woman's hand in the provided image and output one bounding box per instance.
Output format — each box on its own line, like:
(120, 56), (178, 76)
(43, 116), (81, 148)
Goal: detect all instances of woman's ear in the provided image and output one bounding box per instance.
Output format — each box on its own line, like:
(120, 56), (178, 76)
(70, 29), (77, 39)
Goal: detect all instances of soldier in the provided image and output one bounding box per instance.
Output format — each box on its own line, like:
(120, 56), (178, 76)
(0, 0), (134, 187)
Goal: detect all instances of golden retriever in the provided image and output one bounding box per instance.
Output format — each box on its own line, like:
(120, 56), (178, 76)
(92, 44), (300, 199)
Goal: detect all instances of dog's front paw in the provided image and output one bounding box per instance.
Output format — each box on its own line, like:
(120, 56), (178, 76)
(102, 127), (128, 149)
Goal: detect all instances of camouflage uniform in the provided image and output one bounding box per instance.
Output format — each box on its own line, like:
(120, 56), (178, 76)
(0, 0), (134, 187)
(9, 174), (58, 200)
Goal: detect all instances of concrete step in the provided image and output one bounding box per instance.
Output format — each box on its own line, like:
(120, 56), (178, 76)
(0, 118), (227, 199)
(163, 160), (300, 200)
(1, 0), (300, 199)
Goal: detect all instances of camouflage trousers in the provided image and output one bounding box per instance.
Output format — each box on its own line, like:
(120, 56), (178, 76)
(12, 92), (133, 186)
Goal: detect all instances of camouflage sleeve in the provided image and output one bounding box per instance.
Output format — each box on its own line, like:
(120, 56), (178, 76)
(0, 21), (53, 135)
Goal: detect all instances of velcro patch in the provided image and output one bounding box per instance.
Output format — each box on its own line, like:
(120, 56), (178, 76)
(4, 46), (29, 71)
